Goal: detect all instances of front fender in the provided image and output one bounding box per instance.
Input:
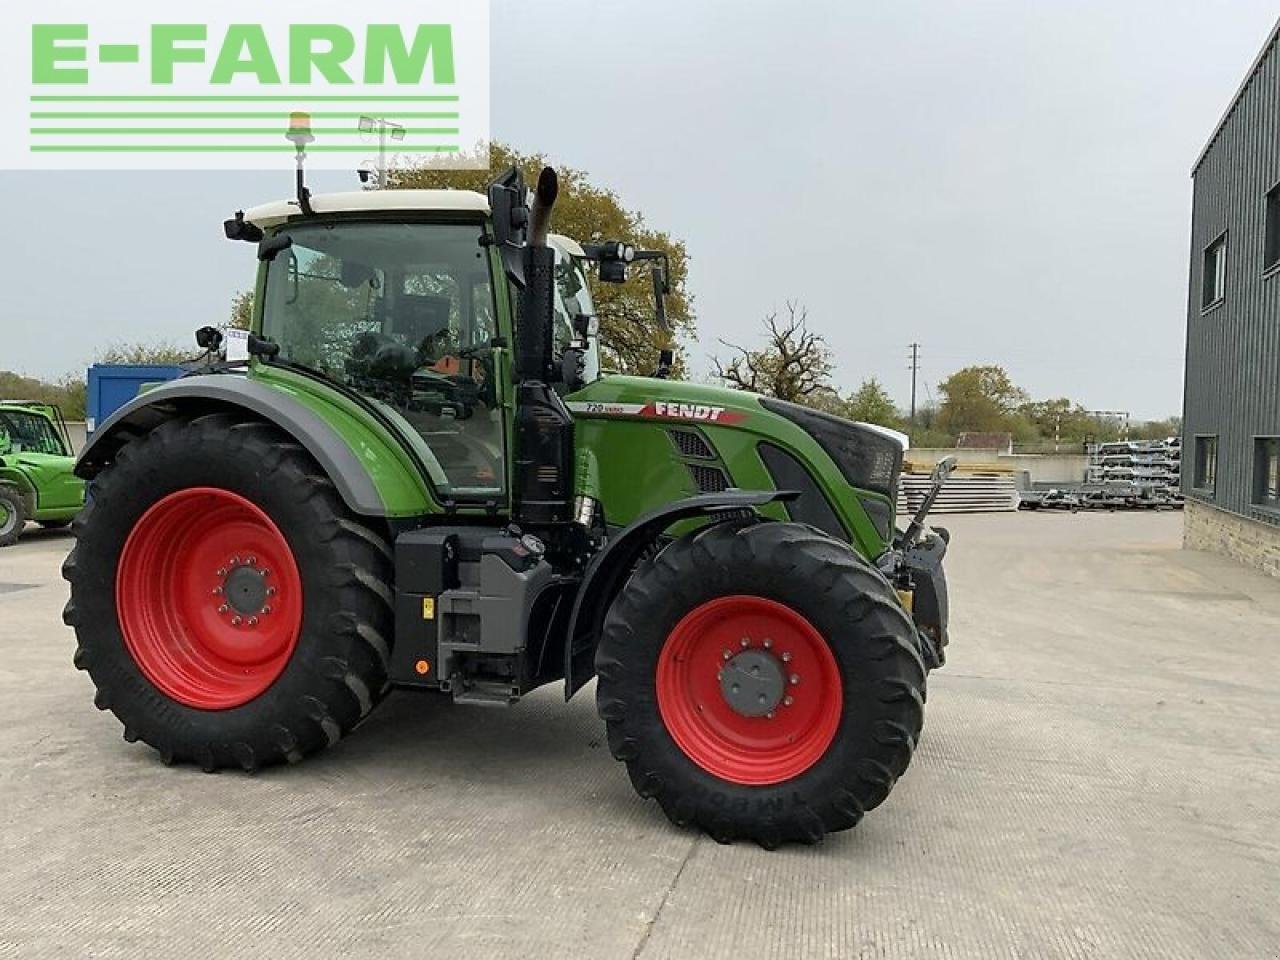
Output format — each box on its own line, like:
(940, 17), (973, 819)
(76, 373), (415, 517)
(563, 489), (797, 699)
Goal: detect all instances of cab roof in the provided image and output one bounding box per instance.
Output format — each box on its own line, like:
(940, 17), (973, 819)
(243, 189), (490, 228)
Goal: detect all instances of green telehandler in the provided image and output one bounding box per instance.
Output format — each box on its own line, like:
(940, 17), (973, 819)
(64, 165), (955, 845)
(0, 401), (84, 546)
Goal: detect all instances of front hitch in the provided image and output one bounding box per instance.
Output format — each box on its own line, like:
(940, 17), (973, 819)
(897, 455), (957, 549)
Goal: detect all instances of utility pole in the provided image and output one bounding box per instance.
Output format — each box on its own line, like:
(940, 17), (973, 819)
(907, 343), (921, 424)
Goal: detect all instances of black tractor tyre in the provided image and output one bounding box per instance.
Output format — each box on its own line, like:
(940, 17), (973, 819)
(62, 412), (395, 771)
(595, 520), (926, 847)
(38, 518), (72, 530)
(0, 486), (25, 546)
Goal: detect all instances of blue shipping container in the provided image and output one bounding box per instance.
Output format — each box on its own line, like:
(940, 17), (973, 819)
(86, 364), (185, 434)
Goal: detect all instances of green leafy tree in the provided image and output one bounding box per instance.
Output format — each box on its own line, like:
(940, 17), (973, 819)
(94, 341), (192, 366)
(391, 142), (693, 376)
(0, 371), (86, 419)
(937, 365), (1028, 435)
(843, 378), (900, 427)
(230, 290), (254, 331)
(712, 303), (835, 404)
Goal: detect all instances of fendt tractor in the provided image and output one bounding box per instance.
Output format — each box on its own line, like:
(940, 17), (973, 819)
(64, 163), (956, 846)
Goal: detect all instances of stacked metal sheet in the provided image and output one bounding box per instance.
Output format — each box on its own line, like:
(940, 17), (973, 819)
(898, 469), (1019, 514)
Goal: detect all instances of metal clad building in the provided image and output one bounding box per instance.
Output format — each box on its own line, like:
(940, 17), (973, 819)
(1184, 19), (1280, 577)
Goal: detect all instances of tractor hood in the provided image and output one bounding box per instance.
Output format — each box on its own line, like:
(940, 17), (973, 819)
(565, 374), (905, 557)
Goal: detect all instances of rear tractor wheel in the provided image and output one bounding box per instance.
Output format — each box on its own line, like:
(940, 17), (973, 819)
(595, 520), (925, 847)
(62, 413), (394, 771)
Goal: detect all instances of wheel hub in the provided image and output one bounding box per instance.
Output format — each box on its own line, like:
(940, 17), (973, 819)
(222, 563), (269, 616)
(719, 649), (786, 717)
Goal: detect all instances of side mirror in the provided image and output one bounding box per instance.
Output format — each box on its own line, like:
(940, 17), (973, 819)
(932, 455), (958, 484)
(224, 210), (264, 243)
(487, 166), (530, 288)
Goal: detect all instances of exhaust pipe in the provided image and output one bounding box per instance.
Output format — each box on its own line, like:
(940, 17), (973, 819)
(528, 166), (558, 248)
(513, 167), (575, 528)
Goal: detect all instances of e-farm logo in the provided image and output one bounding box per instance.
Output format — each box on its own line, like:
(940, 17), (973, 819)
(1, 0), (490, 170)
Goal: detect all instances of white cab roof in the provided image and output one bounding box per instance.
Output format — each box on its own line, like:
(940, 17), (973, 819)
(243, 189), (490, 228)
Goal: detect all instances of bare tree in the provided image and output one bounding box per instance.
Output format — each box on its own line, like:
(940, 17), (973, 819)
(711, 302), (835, 402)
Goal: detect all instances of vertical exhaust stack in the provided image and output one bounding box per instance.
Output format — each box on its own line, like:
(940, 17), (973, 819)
(513, 167), (576, 529)
(515, 167), (559, 383)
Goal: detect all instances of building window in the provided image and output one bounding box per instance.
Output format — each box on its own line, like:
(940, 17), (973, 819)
(1255, 437), (1280, 508)
(1202, 234), (1227, 309)
(1193, 435), (1218, 492)
(1267, 185), (1280, 272)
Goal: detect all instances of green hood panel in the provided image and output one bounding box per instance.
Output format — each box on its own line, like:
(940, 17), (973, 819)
(565, 374), (894, 557)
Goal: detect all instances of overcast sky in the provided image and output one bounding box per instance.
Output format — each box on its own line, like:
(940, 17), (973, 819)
(2, 0), (1276, 419)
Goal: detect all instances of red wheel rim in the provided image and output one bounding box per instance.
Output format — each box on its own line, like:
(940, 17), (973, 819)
(115, 487), (303, 710)
(656, 595), (842, 786)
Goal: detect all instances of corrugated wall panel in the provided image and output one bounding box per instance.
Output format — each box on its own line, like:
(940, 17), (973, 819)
(1185, 35), (1280, 528)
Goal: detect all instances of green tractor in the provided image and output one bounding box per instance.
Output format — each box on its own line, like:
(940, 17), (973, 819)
(64, 167), (955, 845)
(0, 401), (84, 546)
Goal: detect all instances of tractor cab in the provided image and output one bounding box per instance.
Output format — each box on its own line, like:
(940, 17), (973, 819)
(240, 190), (601, 501)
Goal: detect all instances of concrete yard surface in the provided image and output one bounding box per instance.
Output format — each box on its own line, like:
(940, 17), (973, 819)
(1, 512), (1278, 959)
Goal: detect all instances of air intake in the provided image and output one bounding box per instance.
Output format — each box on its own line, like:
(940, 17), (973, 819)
(688, 463), (731, 493)
(668, 428), (715, 460)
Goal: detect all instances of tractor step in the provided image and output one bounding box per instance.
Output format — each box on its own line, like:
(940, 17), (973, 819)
(451, 680), (520, 707)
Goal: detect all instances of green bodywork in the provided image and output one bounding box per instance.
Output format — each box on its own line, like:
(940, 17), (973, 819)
(566, 376), (893, 559)
(0, 403), (85, 528)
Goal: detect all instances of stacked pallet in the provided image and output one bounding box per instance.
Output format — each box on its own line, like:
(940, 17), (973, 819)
(897, 467), (1019, 514)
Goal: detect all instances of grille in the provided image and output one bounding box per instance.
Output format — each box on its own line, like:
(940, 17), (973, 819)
(688, 463), (731, 493)
(669, 428), (716, 460)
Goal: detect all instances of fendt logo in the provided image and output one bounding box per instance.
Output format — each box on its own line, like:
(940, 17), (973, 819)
(649, 401), (743, 424)
(566, 401), (748, 426)
(0, 1), (490, 170)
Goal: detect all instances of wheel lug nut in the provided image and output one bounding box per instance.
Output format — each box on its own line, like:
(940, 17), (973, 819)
(217, 604), (228, 614)
(765, 711), (775, 719)
(763, 638), (772, 649)
(781, 652), (792, 663)
(230, 556), (240, 565)
(266, 587), (277, 596)
(722, 649), (731, 660)
(231, 616), (242, 626)
(789, 674), (800, 685)
(248, 617), (258, 626)
(247, 556), (257, 566)
(784, 696), (794, 706)
(216, 568), (227, 577)
(212, 586), (223, 596)
(261, 569), (271, 577)
(262, 606), (271, 615)
(739, 638), (749, 648)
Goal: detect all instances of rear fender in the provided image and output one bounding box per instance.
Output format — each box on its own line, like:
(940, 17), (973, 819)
(76, 374), (401, 517)
(563, 489), (796, 699)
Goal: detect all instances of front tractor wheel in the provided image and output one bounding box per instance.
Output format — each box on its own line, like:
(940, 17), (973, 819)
(62, 413), (394, 771)
(595, 521), (926, 847)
